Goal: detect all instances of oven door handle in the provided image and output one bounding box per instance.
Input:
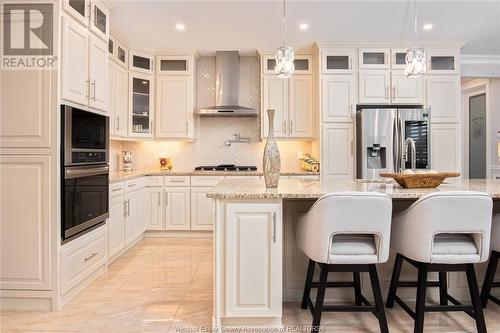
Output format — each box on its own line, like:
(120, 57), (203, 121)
(65, 165), (109, 179)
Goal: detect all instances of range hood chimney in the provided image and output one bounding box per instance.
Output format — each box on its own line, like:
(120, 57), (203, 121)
(195, 51), (258, 117)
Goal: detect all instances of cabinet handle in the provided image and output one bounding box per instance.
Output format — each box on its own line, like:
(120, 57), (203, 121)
(128, 184), (136, 188)
(84, 252), (98, 262)
(272, 212), (277, 243)
(185, 121), (188, 134)
(165, 193), (168, 206)
(158, 194), (161, 207)
(123, 201), (127, 217)
(91, 80), (96, 101)
(126, 199), (130, 216)
(169, 179), (185, 183)
(116, 115), (120, 130)
(385, 86), (389, 99)
(150, 121), (153, 134)
(351, 140), (354, 156)
(112, 187), (121, 192)
(290, 120), (293, 135)
(393, 85), (396, 97)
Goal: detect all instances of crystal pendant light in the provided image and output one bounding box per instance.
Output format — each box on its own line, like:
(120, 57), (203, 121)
(405, 0), (426, 78)
(275, 0), (294, 78)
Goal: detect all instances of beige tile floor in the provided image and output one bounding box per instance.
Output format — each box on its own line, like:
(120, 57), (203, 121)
(1, 238), (500, 333)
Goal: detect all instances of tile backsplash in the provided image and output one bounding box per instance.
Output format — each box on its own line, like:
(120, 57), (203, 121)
(110, 55), (314, 172)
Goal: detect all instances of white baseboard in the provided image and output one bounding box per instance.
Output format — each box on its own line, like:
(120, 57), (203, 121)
(144, 230), (212, 238)
(0, 290), (53, 311)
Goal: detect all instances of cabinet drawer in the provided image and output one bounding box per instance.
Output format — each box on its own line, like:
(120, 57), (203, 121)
(165, 176), (190, 186)
(109, 182), (124, 198)
(145, 176), (164, 187)
(225, 175), (261, 180)
(125, 177), (145, 192)
(191, 176), (224, 187)
(61, 226), (107, 295)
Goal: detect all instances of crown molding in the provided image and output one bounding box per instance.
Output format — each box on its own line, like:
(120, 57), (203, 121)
(461, 54), (500, 65)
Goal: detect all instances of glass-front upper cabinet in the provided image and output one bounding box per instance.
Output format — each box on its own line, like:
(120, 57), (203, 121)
(156, 56), (192, 75)
(262, 55), (312, 75)
(358, 48), (390, 69)
(391, 48), (408, 69)
(108, 35), (115, 59)
(129, 50), (154, 74)
(427, 49), (459, 74)
(90, 1), (109, 41)
(322, 48), (356, 74)
(115, 40), (128, 68)
(63, 0), (90, 27)
(128, 73), (154, 138)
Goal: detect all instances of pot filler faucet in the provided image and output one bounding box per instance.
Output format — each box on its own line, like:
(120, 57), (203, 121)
(403, 137), (416, 172)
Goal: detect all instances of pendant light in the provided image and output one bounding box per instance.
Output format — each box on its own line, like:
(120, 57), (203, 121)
(405, 0), (426, 78)
(275, 0), (294, 78)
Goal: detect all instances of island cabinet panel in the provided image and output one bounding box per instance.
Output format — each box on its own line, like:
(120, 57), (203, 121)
(225, 203), (282, 317)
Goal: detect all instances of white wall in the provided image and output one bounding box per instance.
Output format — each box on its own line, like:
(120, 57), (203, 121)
(488, 78), (500, 168)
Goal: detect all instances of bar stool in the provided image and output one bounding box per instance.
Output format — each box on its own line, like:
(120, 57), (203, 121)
(481, 214), (500, 307)
(386, 192), (493, 333)
(296, 192), (392, 333)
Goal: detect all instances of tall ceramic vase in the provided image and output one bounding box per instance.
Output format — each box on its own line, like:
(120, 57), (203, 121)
(263, 109), (281, 188)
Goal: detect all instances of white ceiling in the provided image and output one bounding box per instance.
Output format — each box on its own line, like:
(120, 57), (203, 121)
(110, 0), (500, 56)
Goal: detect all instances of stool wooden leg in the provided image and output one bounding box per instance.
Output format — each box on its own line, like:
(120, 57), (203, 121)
(414, 264), (428, 333)
(369, 265), (389, 333)
(353, 272), (362, 306)
(439, 272), (448, 306)
(311, 264), (328, 333)
(386, 253), (403, 308)
(466, 264), (487, 333)
(481, 251), (499, 308)
(302, 259), (316, 309)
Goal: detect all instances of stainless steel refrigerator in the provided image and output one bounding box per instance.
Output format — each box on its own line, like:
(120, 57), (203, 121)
(355, 107), (431, 179)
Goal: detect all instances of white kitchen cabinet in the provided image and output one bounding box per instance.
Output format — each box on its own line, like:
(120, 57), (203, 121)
(155, 76), (194, 139)
(108, 195), (125, 259)
(0, 155), (51, 290)
(156, 56), (193, 75)
(391, 49), (408, 69)
(0, 70), (54, 148)
(358, 70), (390, 104)
(289, 76), (314, 138)
(321, 75), (355, 122)
(191, 187), (215, 231)
(124, 190), (139, 245)
(129, 49), (154, 74)
(426, 75), (461, 123)
(164, 187), (191, 230)
(391, 70), (424, 105)
(61, 16), (89, 106)
(322, 48), (356, 74)
(359, 48), (390, 69)
(321, 123), (354, 181)
(109, 60), (128, 137)
(262, 75), (314, 139)
(225, 203), (282, 317)
(146, 187), (164, 230)
(61, 16), (108, 112)
(129, 72), (154, 138)
(262, 55), (312, 75)
(431, 123), (461, 172)
(108, 61), (116, 132)
(63, 0), (90, 27)
(262, 75), (288, 138)
(88, 34), (109, 111)
(427, 49), (460, 75)
(115, 39), (128, 69)
(89, 0), (109, 41)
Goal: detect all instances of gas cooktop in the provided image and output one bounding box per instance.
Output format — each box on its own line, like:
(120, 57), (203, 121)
(194, 164), (257, 171)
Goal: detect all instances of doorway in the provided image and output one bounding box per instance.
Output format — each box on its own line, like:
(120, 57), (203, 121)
(468, 93), (487, 179)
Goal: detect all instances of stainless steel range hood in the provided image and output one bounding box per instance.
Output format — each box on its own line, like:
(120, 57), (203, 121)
(195, 51), (258, 117)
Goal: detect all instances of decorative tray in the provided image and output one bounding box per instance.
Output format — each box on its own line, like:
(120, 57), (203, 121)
(379, 172), (460, 189)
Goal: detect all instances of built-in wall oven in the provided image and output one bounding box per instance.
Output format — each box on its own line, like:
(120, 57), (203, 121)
(61, 105), (109, 242)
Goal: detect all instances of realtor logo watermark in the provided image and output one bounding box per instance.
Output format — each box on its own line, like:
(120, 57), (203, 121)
(1, 2), (56, 69)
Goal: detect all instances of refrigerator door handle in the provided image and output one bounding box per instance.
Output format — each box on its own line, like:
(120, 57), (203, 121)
(392, 114), (399, 173)
(399, 116), (405, 172)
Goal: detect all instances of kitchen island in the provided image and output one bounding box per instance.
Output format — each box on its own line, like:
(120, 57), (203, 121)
(208, 178), (500, 329)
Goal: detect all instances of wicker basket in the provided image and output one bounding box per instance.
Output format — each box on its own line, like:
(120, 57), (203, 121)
(379, 172), (460, 189)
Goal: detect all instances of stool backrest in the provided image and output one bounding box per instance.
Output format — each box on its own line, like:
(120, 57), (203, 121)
(296, 192), (392, 264)
(394, 191), (493, 262)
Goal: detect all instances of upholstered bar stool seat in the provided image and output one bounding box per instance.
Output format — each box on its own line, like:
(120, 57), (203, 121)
(296, 192), (392, 333)
(481, 214), (500, 307)
(386, 191), (493, 333)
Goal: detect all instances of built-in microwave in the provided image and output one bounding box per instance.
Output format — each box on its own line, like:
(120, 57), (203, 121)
(62, 105), (109, 166)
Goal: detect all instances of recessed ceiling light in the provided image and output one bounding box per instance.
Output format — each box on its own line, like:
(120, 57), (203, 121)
(299, 23), (309, 30)
(175, 23), (185, 31)
(423, 23), (433, 31)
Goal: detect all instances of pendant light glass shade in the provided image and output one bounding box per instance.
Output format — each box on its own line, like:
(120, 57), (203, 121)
(405, 47), (426, 78)
(275, 46), (295, 78)
(405, 0), (426, 78)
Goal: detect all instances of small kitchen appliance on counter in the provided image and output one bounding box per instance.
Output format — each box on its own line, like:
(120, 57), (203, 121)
(122, 151), (134, 172)
(194, 164), (257, 171)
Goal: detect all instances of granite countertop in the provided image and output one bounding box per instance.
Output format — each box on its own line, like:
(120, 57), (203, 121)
(207, 178), (500, 200)
(109, 169), (319, 183)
